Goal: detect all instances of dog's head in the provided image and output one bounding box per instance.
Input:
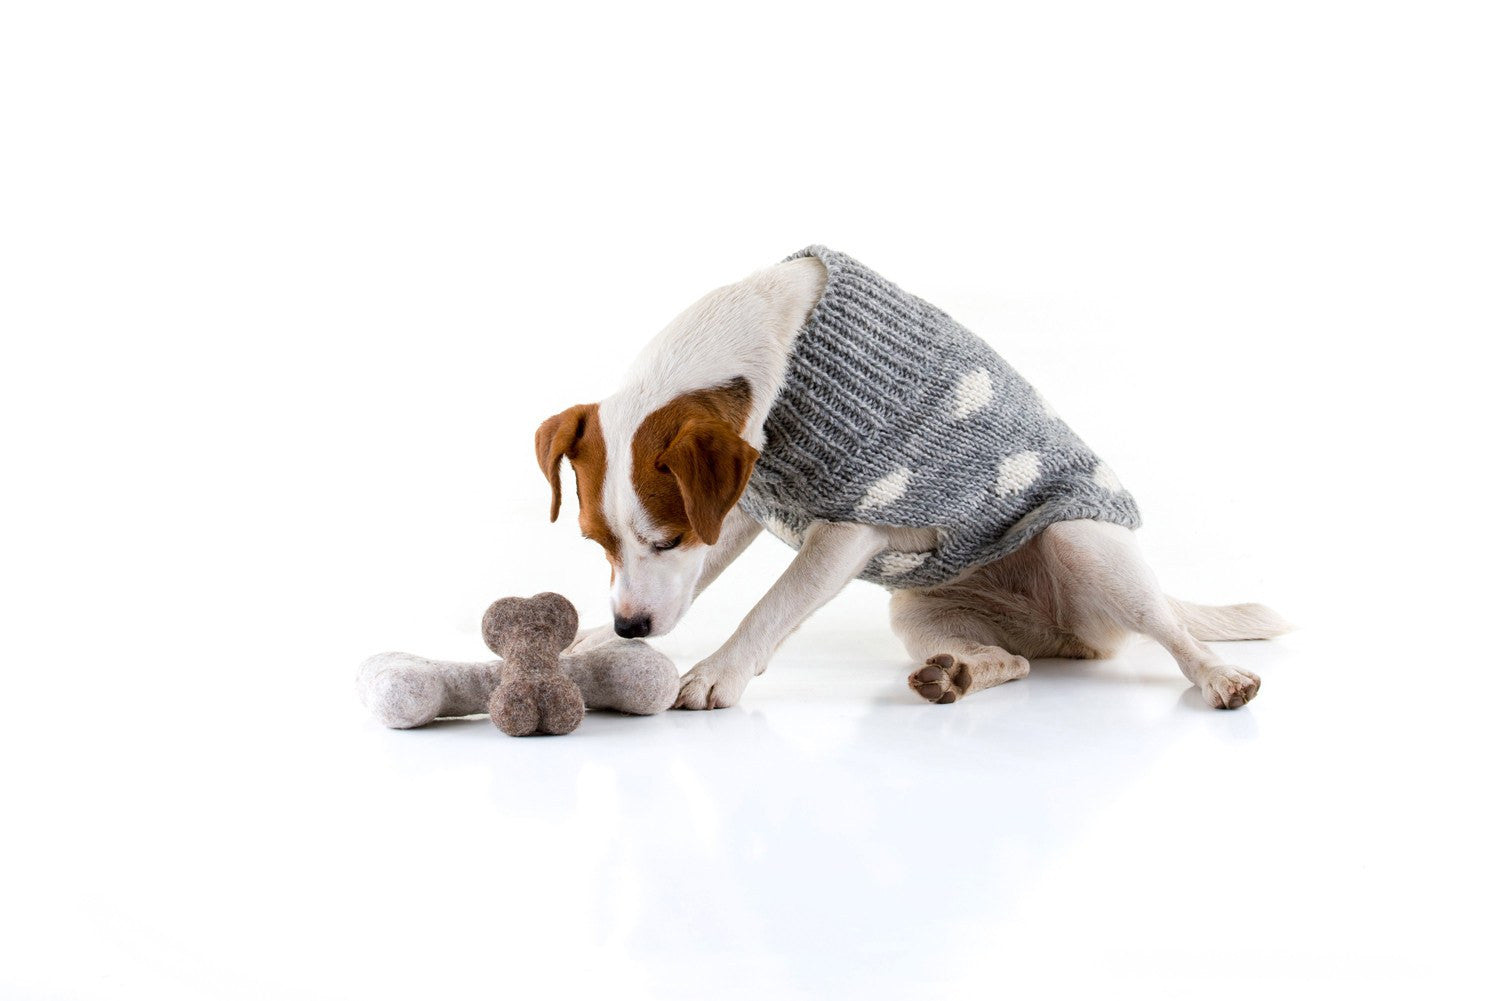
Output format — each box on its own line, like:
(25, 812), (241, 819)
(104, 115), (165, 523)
(535, 378), (757, 638)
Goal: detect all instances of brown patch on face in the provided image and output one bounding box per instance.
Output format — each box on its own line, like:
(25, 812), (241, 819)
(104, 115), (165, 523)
(631, 378), (758, 547)
(534, 403), (620, 563)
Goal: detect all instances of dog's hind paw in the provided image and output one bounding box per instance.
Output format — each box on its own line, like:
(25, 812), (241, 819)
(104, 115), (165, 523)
(1198, 666), (1260, 709)
(908, 654), (974, 704)
(908, 648), (1030, 704)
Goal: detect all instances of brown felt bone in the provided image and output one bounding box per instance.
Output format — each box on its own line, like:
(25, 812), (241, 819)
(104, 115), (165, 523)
(481, 592), (587, 736)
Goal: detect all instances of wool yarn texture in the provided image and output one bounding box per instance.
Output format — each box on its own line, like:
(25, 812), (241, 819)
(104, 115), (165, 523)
(739, 245), (1142, 590)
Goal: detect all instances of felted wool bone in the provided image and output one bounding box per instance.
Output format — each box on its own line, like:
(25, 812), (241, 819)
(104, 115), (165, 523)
(356, 599), (678, 732)
(481, 592), (586, 735)
(358, 654), (502, 729)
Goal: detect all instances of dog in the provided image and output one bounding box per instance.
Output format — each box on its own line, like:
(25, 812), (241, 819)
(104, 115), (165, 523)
(534, 246), (1288, 711)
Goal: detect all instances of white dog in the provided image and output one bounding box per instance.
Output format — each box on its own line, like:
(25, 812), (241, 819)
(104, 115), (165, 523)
(535, 247), (1287, 711)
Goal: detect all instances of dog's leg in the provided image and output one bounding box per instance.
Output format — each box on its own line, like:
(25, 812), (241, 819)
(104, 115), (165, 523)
(1041, 520), (1262, 709)
(889, 589), (1031, 704)
(674, 521), (885, 710)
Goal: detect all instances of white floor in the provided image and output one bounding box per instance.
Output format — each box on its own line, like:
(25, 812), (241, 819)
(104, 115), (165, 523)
(5, 4), (1496, 996)
(4, 551), (1490, 1000)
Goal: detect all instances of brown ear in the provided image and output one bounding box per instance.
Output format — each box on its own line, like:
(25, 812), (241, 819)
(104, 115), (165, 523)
(534, 404), (595, 522)
(658, 420), (758, 545)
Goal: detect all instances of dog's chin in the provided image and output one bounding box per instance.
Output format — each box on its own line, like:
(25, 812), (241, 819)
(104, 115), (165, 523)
(642, 615), (679, 639)
(642, 599), (691, 639)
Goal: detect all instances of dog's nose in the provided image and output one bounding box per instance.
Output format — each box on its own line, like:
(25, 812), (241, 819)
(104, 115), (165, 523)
(614, 613), (652, 639)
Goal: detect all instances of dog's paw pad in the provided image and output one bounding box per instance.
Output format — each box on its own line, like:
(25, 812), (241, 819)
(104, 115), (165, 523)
(908, 654), (974, 705)
(1200, 667), (1260, 709)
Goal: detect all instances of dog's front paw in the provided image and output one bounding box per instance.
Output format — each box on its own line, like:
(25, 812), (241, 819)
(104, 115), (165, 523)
(1199, 666), (1260, 709)
(674, 659), (755, 711)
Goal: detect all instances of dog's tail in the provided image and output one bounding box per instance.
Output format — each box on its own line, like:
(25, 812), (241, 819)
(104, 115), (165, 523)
(1168, 598), (1293, 641)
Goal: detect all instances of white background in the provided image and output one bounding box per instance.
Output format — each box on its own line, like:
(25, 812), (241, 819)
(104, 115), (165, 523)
(2, 1), (1496, 998)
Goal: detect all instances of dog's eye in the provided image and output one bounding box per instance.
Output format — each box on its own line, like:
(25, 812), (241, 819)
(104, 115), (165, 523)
(652, 535), (683, 552)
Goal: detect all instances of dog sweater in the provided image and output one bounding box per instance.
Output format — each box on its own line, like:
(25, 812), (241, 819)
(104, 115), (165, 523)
(738, 245), (1143, 590)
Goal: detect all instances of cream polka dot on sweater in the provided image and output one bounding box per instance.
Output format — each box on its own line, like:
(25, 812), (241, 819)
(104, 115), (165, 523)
(856, 466), (912, 511)
(995, 451), (1042, 496)
(761, 514), (803, 546)
(950, 369), (993, 419)
(877, 551), (931, 578)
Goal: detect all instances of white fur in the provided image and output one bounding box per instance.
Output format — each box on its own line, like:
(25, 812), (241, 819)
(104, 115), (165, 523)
(579, 256), (1286, 710)
(596, 257), (826, 634)
(889, 521), (1286, 708)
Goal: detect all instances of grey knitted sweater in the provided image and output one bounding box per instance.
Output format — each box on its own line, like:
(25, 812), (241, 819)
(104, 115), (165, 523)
(738, 246), (1142, 590)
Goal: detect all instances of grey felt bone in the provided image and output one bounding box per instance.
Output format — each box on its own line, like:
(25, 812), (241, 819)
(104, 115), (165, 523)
(481, 592), (586, 735)
(357, 596), (677, 733)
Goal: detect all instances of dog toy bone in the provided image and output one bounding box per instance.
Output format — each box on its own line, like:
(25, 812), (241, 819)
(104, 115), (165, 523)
(357, 601), (677, 732)
(357, 654), (502, 729)
(480, 592), (585, 735)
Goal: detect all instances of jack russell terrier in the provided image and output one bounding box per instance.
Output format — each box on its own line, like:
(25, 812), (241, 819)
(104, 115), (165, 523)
(535, 246), (1287, 711)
